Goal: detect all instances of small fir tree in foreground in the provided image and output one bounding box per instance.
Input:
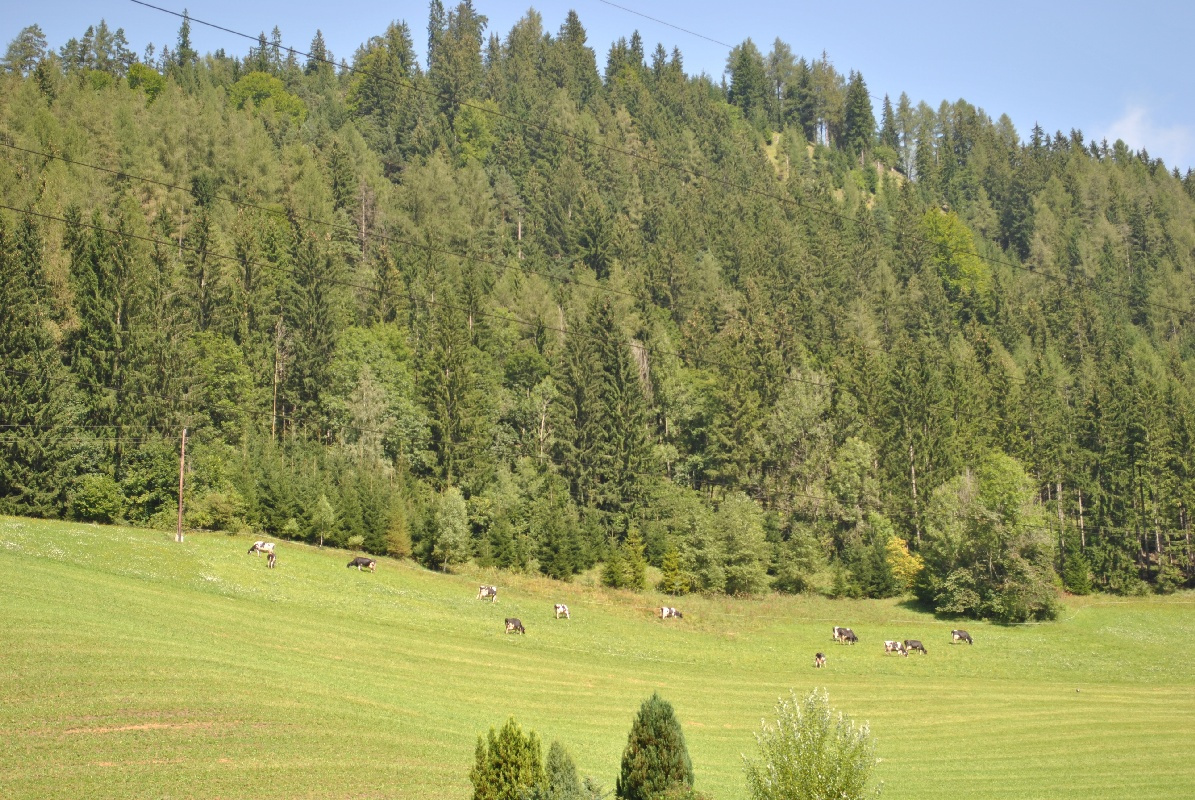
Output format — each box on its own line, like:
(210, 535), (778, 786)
(470, 717), (545, 800)
(616, 693), (694, 800)
(543, 740), (583, 800)
(743, 689), (880, 800)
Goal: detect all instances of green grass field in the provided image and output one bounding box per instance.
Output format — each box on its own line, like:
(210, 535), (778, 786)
(3, 516), (1194, 799)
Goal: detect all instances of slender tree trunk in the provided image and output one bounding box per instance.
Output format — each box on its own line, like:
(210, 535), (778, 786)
(1077, 487), (1085, 550)
(272, 316), (284, 441)
(909, 443), (919, 545)
(176, 427), (187, 543)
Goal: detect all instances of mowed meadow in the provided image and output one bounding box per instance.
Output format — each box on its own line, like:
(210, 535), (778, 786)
(3, 516), (1194, 799)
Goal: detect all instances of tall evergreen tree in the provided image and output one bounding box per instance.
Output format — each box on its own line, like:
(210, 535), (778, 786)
(616, 693), (694, 800)
(0, 215), (75, 516)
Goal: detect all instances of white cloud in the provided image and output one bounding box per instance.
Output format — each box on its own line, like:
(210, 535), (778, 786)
(1104, 106), (1194, 171)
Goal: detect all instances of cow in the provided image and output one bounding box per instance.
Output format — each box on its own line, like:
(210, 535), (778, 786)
(266, 552), (277, 569)
(951, 629), (973, 645)
(904, 639), (928, 655)
(660, 606), (683, 619)
(248, 541), (275, 555)
(347, 556), (376, 572)
(833, 626), (857, 645)
(477, 585), (498, 602)
(554, 603), (570, 620)
(505, 618), (526, 634)
(814, 652), (826, 668)
(884, 640), (905, 655)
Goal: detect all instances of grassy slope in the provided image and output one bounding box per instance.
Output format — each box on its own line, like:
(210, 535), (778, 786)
(2, 516), (1193, 799)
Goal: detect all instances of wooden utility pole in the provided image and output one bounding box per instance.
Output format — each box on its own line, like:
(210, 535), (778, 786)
(176, 427), (187, 543)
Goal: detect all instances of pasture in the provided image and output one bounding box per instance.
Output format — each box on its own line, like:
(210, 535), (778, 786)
(2, 515), (1194, 799)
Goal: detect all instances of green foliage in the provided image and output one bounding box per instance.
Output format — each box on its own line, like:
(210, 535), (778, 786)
(918, 452), (1061, 621)
(311, 493), (336, 547)
(125, 62), (165, 101)
(920, 208), (992, 319)
(743, 689), (880, 800)
(228, 71), (307, 122)
(1061, 546), (1093, 595)
(69, 473), (124, 523)
(543, 740), (584, 800)
(470, 717), (545, 800)
(657, 545), (690, 595)
(433, 485), (472, 570)
(616, 693), (694, 800)
(2, 10), (1195, 599)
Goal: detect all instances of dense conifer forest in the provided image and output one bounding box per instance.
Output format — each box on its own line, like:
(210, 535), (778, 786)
(3, 5), (1195, 620)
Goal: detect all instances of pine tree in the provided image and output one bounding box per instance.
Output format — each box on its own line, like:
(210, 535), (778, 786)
(616, 693), (694, 800)
(0, 215), (75, 516)
(543, 740), (583, 800)
(621, 525), (648, 590)
(470, 717), (545, 800)
(842, 70), (875, 163)
(3, 24), (48, 75)
(657, 545), (690, 595)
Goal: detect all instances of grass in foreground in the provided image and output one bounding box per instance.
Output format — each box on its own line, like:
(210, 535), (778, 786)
(2, 516), (1194, 799)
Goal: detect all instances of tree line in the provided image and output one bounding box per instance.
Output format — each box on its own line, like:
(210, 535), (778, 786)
(3, 4), (1195, 620)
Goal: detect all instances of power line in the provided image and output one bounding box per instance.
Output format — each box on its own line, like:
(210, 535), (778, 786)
(126, 1), (1190, 325)
(0, 141), (638, 302)
(597, 0), (733, 49)
(126, 0), (1192, 321)
(0, 202), (833, 393)
(9, 8), (1180, 532)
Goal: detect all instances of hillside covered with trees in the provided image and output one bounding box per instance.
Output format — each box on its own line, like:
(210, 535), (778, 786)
(3, 4), (1195, 620)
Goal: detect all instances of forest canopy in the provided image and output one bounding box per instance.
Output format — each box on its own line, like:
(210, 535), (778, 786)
(3, 5), (1195, 618)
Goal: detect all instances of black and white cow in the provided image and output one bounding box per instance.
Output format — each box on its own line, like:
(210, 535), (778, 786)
(347, 556), (376, 572)
(248, 541), (275, 555)
(904, 639), (927, 655)
(505, 618), (526, 634)
(478, 584), (498, 602)
(266, 551), (277, 569)
(554, 603), (570, 619)
(660, 606), (683, 619)
(814, 652), (826, 668)
(833, 626), (857, 645)
(951, 629), (973, 645)
(884, 640), (905, 655)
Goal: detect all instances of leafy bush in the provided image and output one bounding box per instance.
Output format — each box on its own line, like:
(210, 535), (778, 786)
(743, 689), (880, 800)
(69, 473), (123, 523)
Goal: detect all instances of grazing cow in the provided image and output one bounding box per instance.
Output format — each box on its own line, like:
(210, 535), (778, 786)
(477, 584), (498, 602)
(505, 618), (526, 635)
(347, 556), (376, 572)
(833, 627), (857, 645)
(266, 552), (277, 569)
(814, 652), (826, 668)
(660, 606), (683, 619)
(884, 640), (905, 655)
(904, 639), (927, 655)
(248, 541), (275, 555)
(554, 603), (570, 620)
(951, 629), (973, 645)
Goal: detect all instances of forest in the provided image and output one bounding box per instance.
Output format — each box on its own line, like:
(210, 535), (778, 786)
(3, 4), (1195, 621)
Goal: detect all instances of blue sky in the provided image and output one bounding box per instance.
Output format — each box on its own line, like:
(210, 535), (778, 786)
(6, 1), (1193, 171)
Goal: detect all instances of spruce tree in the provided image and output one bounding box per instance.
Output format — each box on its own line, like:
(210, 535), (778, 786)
(0, 215), (75, 516)
(616, 693), (694, 800)
(544, 740), (583, 800)
(470, 717), (545, 800)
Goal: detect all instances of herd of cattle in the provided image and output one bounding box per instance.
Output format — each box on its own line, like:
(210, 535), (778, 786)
(815, 626), (973, 666)
(247, 542), (979, 649)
